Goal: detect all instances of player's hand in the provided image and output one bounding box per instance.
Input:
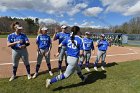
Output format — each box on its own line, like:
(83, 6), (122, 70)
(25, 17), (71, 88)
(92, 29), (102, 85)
(19, 45), (26, 49)
(55, 28), (59, 33)
(15, 40), (23, 44)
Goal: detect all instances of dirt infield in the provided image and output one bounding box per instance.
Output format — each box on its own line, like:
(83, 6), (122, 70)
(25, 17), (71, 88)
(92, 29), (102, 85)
(0, 38), (140, 78)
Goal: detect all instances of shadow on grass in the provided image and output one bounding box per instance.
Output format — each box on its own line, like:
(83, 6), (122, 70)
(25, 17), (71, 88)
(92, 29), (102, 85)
(32, 66), (67, 76)
(106, 62), (118, 67)
(81, 62), (118, 69)
(34, 62), (117, 77)
(52, 70), (106, 91)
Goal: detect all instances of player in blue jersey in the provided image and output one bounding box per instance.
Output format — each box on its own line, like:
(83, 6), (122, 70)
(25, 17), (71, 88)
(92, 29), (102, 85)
(79, 32), (95, 72)
(46, 26), (87, 88)
(7, 22), (31, 81)
(93, 34), (109, 71)
(53, 25), (70, 74)
(32, 27), (53, 78)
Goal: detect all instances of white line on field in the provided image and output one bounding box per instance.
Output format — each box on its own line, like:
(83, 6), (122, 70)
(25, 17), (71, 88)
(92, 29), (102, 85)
(0, 51), (138, 66)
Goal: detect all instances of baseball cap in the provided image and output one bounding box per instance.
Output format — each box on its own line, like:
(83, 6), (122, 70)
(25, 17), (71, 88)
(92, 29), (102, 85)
(41, 27), (48, 31)
(101, 34), (105, 37)
(61, 25), (67, 29)
(85, 31), (91, 35)
(17, 26), (23, 30)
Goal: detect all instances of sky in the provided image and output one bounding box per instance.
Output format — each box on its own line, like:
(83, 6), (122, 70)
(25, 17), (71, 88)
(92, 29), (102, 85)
(0, 0), (140, 28)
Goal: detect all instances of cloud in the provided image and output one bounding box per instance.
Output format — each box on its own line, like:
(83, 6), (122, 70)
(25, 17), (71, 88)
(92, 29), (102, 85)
(124, 1), (140, 16)
(75, 3), (88, 9)
(70, 18), (74, 21)
(68, 8), (80, 16)
(10, 16), (57, 25)
(67, 3), (88, 16)
(60, 20), (68, 25)
(81, 21), (93, 27)
(101, 0), (140, 16)
(0, 0), (88, 16)
(74, 22), (79, 25)
(0, 0), (71, 14)
(83, 7), (103, 16)
(39, 18), (57, 25)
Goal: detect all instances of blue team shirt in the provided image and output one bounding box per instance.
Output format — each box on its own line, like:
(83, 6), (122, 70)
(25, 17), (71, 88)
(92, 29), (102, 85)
(55, 32), (70, 44)
(7, 32), (29, 49)
(97, 39), (109, 51)
(83, 37), (94, 51)
(36, 34), (51, 49)
(61, 35), (84, 58)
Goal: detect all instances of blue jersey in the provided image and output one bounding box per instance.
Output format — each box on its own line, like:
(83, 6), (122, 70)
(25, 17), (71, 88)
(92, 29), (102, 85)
(83, 37), (94, 51)
(61, 35), (84, 58)
(7, 32), (29, 50)
(55, 32), (70, 44)
(97, 39), (109, 51)
(36, 34), (51, 49)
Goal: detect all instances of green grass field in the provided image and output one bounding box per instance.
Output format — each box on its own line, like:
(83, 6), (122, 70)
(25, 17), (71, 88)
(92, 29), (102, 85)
(0, 60), (140, 93)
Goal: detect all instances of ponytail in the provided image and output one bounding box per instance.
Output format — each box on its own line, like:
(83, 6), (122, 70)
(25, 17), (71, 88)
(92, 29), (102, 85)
(70, 32), (75, 45)
(70, 26), (80, 47)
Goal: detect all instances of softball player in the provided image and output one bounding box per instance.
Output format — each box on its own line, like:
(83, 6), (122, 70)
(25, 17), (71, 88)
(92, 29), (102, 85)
(46, 26), (87, 88)
(7, 23), (31, 81)
(53, 25), (70, 74)
(93, 34), (109, 71)
(118, 34), (123, 46)
(32, 27), (53, 78)
(79, 32), (95, 72)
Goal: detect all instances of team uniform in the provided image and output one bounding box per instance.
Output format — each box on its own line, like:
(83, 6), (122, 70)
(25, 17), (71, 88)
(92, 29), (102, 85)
(7, 32), (31, 80)
(94, 39), (109, 71)
(55, 32), (70, 71)
(79, 37), (94, 71)
(117, 34), (122, 46)
(46, 35), (86, 87)
(33, 34), (53, 77)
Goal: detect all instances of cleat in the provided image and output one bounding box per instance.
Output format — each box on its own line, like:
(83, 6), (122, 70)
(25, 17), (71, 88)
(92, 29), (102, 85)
(46, 79), (51, 88)
(49, 71), (53, 76)
(94, 67), (98, 71)
(85, 67), (90, 72)
(9, 75), (16, 81)
(59, 70), (62, 74)
(101, 66), (105, 71)
(27, 74), (32, 80)
(32, 73), (38, 79)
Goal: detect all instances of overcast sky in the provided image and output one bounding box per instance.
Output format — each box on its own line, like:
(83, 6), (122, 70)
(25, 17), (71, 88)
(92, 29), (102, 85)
(0, 0), (140, 28)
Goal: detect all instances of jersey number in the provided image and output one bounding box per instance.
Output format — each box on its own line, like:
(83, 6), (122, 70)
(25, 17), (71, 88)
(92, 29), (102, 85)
(67, 40), (77, 49)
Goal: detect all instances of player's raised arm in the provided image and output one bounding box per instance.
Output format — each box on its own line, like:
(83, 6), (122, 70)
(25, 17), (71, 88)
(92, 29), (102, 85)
(52, 27), (60, 41)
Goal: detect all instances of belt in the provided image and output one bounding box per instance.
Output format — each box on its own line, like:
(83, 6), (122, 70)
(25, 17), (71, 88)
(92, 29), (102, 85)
(84, 50), (91, 51)
(12, 47), (26, 50)
(99, 50), (106, 51)
(12, 48), (21, 50)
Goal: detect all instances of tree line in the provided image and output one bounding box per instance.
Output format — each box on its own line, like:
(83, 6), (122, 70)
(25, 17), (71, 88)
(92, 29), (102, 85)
(112, 17), (140, 34)
(0, 16), (140, 35)
(0, 16), (39, 35)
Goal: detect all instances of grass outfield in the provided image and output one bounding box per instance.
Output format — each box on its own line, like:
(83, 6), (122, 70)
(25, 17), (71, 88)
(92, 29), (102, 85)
(0, 60), (140, 93)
